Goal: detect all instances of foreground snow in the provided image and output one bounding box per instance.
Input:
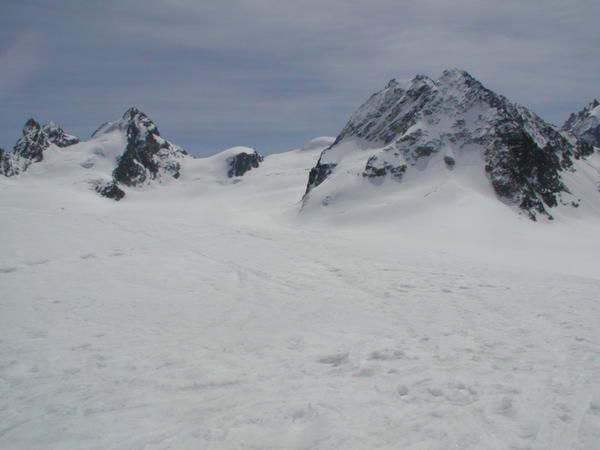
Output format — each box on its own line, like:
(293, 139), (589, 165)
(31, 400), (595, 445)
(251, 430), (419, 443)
(1, 145), (600, 449)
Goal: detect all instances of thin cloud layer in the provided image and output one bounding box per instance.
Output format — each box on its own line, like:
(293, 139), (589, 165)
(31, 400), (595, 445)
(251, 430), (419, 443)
(0, 0), (598, 155)
(0, 32), (46, 98)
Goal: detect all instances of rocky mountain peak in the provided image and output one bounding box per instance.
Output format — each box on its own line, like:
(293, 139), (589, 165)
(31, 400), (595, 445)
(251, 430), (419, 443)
(122, 106), (142, 119)
(23, 118), (42, 134)
(305, 69), (595, 220)
(13, 118), (50, 163)
(440, 68), (475, 82)
(0, 118), (79, 177)
(96, 107), (188, 198)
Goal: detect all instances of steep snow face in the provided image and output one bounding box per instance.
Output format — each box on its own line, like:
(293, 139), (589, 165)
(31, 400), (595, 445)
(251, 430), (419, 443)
(305, 69), (596, 220)
(0, 119), (80, 176)
(563, 99), (600, 147)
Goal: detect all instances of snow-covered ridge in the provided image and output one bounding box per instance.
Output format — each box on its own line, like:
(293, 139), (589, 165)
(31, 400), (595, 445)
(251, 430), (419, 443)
(304, 69), (596, 220)
(0, 108), (266, 201)
(300, 136), (335, 151)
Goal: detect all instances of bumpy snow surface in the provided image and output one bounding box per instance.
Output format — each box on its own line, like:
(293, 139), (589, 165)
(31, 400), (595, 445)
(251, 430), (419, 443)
(2, 137), (600, 449)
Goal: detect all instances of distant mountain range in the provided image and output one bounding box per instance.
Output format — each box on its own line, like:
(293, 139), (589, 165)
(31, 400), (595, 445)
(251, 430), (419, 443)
(1, 69), (598, 221)
(1, 108), (265, 201)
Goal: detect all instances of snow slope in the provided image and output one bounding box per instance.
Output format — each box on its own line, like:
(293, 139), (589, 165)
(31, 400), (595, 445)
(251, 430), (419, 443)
(2, 134), (600, 449)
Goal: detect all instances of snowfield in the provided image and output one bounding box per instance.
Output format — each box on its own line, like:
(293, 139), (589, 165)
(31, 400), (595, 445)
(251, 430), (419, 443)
(1, 141), (600, 449)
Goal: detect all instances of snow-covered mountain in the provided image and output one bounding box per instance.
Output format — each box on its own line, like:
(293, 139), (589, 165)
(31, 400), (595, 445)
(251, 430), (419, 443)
(0, 118), (80, 176)
(89, 107), (190, 199)
(2, 80), (599, 221)
(3, 103), (600, 448)
(563, 99), (600, 147)
(0, 108), (265, 201)
(304, 69), (597, 220)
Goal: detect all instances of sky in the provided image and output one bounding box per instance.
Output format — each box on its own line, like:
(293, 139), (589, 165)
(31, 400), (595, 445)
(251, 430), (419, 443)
(0, 0), (598, 157)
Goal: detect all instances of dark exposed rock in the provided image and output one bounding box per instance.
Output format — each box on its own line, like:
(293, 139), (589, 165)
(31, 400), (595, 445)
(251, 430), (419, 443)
(0, 148), (13, 176)
(111, 107), (186, 187)
(485, 131), (566, 219)
(95, 181), (125, 201)
(305, 158), (337, 195)
(444, 156), (456, 169)
(363, 155), (407, 179)
(227, 150), (264, 177)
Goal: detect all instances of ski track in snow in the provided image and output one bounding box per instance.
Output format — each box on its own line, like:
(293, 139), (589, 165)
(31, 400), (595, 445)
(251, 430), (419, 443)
(2, 149), (600, 449)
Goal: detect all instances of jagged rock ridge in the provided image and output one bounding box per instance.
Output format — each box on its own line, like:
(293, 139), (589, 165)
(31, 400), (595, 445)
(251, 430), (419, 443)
(0, 119), (80, 176)
(305, 69), (594, 220)
(563, 99), (600, 147)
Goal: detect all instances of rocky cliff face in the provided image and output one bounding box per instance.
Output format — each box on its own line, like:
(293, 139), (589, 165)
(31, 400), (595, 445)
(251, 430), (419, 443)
(305, 69), (594, 220)
(0, 148), (12, 176)
(563, 100), (600, 147)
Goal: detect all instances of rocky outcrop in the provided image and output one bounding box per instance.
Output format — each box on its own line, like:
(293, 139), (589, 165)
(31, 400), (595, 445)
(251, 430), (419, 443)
(227, 150), (263, 177)
(95, 181), (125, 201)
(304, 69), (595, 220)
(563, 100), (600, 147)
(305, 159), (336, 195)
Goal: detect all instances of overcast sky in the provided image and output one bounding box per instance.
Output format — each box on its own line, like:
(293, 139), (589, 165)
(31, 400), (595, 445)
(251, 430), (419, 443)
(1, 0), (598, 156)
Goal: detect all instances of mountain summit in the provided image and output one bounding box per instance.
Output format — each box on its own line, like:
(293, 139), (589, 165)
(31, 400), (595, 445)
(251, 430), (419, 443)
(0, 119), (79, 176)
(304, 69), (595, 220)
(91, 107), (188, 198)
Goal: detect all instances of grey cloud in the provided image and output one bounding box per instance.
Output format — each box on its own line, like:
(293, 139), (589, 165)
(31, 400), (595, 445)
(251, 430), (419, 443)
(0, 32), (46, 98)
